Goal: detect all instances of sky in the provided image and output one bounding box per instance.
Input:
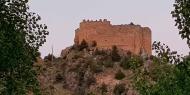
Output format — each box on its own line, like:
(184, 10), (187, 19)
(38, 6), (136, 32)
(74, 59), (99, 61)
(29, 0), (189, 57)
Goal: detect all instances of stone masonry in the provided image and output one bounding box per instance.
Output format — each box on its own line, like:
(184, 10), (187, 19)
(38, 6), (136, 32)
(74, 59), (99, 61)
(74, 19), (152, 55)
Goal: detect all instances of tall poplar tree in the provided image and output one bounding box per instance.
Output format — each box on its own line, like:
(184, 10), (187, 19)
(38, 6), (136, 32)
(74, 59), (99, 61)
(0, 0), (49, 94)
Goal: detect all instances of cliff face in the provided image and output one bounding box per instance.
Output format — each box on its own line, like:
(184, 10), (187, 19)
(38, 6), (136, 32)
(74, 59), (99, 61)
(74, 19), (152, 55)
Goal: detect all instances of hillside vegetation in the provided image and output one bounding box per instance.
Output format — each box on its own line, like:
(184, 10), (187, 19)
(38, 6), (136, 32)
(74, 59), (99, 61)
(36, 42), (190, 95)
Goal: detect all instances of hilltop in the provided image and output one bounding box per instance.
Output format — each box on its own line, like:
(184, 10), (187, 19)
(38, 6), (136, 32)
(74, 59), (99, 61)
(35, 43), (160, 95)
(33, 20), (190, 95)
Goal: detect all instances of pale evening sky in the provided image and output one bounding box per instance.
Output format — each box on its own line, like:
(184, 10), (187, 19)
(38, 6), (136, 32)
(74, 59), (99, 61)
(29, 0), (189, 57)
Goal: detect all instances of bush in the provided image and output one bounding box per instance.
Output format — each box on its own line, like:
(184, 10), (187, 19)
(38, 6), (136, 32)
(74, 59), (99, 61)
(89, 63), (103, 73)
(44, 54), (56, 61)
(115, 70), (126, 80)
(113, 83), (127, 95)
(111, 45), (121, 62)
(78, 39), (88, 51)
(103, 59), (114, 68)
(87, 92), (96, 95)
(55, 73), (64, 83)
(99, 83), (108, 95)
(120, 56), (143, 70)
(94, 48), (107, 56)
(120, 56), (130, 69)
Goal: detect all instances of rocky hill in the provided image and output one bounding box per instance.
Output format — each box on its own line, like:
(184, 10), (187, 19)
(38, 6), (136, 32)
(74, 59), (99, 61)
(35, 43), (157, 95)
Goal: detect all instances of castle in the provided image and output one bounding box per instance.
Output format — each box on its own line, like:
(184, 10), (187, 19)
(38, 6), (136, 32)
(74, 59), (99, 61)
(74, 19), (152, 55)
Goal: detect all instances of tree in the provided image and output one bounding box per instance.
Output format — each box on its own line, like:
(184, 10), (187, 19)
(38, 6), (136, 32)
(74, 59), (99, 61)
(0, 0), (48, 95)
(152, 41), (182, 64)
(171, 0), (190, 48)
(134, 1), (190, 95)
(171, 1), (190, 93)
(115, 70), (126, 80)
(44, 54), (56, 62)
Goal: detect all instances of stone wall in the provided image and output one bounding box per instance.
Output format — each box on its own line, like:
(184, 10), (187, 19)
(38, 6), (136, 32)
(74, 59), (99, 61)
(74, 19), (152, 55)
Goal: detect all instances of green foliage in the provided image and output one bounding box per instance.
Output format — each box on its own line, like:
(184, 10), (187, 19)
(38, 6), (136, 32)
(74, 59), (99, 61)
(175, 56), (190, 95)
(113, 83), (127, 95)
(120, 56), (130, 70)
(134, 57), (190, 95)
(115, 70), (125, 80)
(0, 0), (48, 94)
(120, 56), (143, 70)
(152, 41), (182, 64)
(75, 64), (96, 95)
(171, 0), (190, 48)
(134, 63), (179, 95)
(132, 1), (190, 94)
(152, 55), (160, 64)
(111, 45), (121, 62)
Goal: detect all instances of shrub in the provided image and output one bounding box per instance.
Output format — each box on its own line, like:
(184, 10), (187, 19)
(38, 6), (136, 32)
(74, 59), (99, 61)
(120, 56), (130, 70)
(120, 56), (143, 70)
(73, 51), (83, 59)
(55, 73), (64, 83)
(113, 83), (127, 95)
(103, 59), (114, 68)
(111, 45), (121, 62)
(78, 39), (88, 51)
(87, 92), (96, 95)
(94, 48), (107, 55)
(100, 83), (108, 95)
(115, 70), (126, 80)
(44, 54), (56, 61)
(77, 68), (86, 87)
(89, 63), (103, 73)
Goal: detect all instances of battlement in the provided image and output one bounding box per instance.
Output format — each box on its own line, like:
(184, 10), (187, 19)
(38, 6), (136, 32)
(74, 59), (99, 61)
(79, 19), (146, 30)
(79, 19), (111, 28)
(81, 19), (110, 24)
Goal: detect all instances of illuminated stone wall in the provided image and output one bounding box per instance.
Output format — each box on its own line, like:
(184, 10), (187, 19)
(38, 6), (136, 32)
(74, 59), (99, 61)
(74, 19), (152, 55)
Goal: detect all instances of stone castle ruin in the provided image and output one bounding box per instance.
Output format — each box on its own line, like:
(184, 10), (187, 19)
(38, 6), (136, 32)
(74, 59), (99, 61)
(74, 19), (152, 55)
